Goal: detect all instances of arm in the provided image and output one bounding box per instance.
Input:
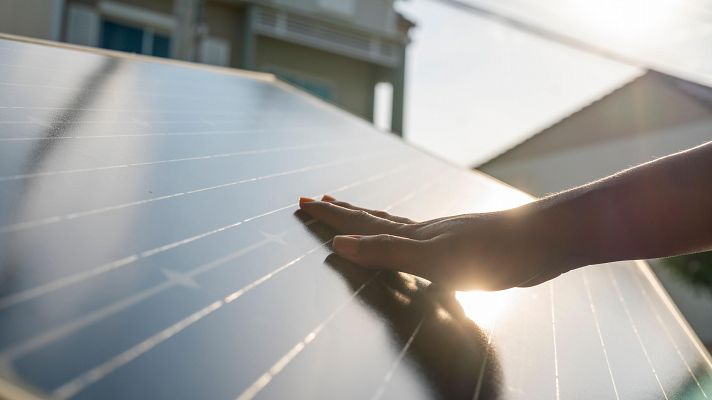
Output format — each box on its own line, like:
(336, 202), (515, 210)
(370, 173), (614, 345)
(533, 141), (712, 263)
(299, 141), (712, 291)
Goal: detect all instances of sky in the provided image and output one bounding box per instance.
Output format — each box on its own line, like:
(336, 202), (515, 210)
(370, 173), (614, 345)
(395, 0), (643, 167)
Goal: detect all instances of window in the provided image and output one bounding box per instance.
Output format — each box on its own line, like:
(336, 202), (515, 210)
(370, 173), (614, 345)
(264, 67), (335, 102)
(100, 20), (171, 58)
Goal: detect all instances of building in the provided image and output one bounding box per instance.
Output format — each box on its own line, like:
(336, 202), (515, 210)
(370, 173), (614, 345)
(0, 0), (413, 134)
(478, 70), (712, 349)
(478, 71), (712, 196)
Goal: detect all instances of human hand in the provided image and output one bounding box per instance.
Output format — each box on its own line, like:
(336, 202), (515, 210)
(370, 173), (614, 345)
(299, 195), (577, 291)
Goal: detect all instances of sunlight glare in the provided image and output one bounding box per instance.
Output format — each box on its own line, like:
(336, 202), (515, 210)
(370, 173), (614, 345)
(565, 0), (674, 44)
(456, 288), (520, 330)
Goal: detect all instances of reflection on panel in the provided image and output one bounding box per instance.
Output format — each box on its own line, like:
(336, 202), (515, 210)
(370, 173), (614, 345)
(0, 37), (710, 399)
(452, 0), (712, 86)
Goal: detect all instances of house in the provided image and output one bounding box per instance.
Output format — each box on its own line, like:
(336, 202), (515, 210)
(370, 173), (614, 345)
(0, 0), (413, 134)
(478, 70), (712, 349)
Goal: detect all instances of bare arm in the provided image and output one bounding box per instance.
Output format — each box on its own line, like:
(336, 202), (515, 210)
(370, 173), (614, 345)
(299, 141), (712, 291)
(533, 141), (712, 263)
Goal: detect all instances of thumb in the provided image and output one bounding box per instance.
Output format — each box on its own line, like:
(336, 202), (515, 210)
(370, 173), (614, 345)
(332, 234), (428, 274)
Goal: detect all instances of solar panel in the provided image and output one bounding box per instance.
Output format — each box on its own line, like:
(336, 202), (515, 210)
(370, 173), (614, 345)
(435, 0), (712, 88)
(0, 35), (710, 400)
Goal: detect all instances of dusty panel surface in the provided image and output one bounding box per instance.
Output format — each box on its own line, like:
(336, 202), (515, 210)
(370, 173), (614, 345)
(0, 37), (710, 399)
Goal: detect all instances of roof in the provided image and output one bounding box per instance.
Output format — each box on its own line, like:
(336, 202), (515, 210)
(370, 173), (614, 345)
(477, 69), (712, 168)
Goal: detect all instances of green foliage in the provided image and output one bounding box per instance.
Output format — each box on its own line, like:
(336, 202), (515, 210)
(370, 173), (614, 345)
(662, 251), (712, 295)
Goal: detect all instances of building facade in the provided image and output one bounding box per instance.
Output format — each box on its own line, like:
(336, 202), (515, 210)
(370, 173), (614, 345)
(0, 0), (413, 134)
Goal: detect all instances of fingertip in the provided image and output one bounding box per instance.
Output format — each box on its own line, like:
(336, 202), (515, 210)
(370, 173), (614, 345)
(299, 197), (315, 207)
(332, 235), (361, 258)
(321, 194), (336, 202)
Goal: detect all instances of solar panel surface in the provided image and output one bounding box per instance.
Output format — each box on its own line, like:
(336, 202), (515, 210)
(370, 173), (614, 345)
(0, 36), (711, 400)
(438, 0), (712, 88)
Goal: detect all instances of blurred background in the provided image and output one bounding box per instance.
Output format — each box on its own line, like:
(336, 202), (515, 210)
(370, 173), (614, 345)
(0, 0), (710, 349)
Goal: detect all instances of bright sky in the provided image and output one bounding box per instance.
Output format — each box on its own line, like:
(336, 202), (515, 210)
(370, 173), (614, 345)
(395, 0), (643, 167)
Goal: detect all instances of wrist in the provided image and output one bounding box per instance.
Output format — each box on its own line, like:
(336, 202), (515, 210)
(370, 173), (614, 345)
(513, 197), (594, 273)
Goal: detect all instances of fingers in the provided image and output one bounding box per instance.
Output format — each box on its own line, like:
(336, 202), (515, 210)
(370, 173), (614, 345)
(299, 197), (411, 236)
(332, 234), (429, 275)
(320, 195), (416, 224)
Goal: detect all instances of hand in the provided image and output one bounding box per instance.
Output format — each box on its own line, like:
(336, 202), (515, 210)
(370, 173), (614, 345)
(299, 195), (577, 291)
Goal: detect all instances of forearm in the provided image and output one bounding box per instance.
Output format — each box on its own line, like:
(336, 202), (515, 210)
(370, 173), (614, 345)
(299, 141), (712, 290)
(519, 141), (712, 268)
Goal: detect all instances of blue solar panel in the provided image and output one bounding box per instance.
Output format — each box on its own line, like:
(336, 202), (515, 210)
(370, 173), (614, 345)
(0, 36), (710, 399)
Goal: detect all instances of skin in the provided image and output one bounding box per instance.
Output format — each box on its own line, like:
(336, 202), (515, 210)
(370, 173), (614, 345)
(299, 141), (712, 291)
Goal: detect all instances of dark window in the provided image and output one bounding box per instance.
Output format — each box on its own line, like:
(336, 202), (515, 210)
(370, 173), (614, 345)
(100, 20), (143, 54)
(100, 20), (171, 58)
(152, 34), (171, 58)
(269, 70), (334, 101)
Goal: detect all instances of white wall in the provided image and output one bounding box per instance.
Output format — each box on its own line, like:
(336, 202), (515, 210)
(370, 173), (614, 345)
(269, 0), (398, 37)
(482, 117), (712, 196)
(0, 0), (64, 41)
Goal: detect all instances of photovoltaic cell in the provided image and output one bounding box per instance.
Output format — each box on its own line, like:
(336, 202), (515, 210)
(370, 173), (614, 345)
(0, 36), (710, 399)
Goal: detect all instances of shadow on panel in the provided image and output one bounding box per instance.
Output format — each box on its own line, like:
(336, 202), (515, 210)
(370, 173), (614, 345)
(296, 210), (503, 399)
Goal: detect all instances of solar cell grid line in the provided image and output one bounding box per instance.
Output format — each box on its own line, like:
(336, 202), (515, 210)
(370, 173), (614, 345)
(634, 260), (712, 372)
(0, 161), (420, 370)
(371, 178), (535, 400)
(233, 272), (382, 400)
(0, 131), (352, 175)
(493, 270), (559, 400)
(0, 82), (313, 109)
(0, 93), (310, 113)
(51, 172), (441, 399)
(606, 268), (670, 399)
(581, 269), (621, 400)
(0, 151), (397, 310)
(0, 142), (389, 227)
(0, 78), (255, 103)
(580, 264), (678, 399)
(0, 108), (304, 124)
(476, 278), (553, 399)
(0, 47), (270, 95)
(0, 58), (269, 87)
(239, 182), (486, 398)
(0, 107), (315, 120)
(0, 105), (256, 113)
(17, 158), (421, 341)
(340, 190), (482, 400)
(0, 125), (341, 141)
(549, 267), (637, 399)
(0, 149), (400, 234)
(612, 263), (712, 395)
(625, 267), (709, 397)
(369, 317), (427, 400)
(52, 299), (225, 400)
(0, 150), (404, 266)
(0, 117), (319, 126)
(0, 110), (337, 129)
(51, 238), (322, 399)
(388, 184), (524, 400)
(0, 94), (292, 119)
(231, 178), (442, 400)
(0, 50), (271, 85)
(0, 117), (327, 128)
(549, 282), (561, 400)
(0, 139), (352, 182)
